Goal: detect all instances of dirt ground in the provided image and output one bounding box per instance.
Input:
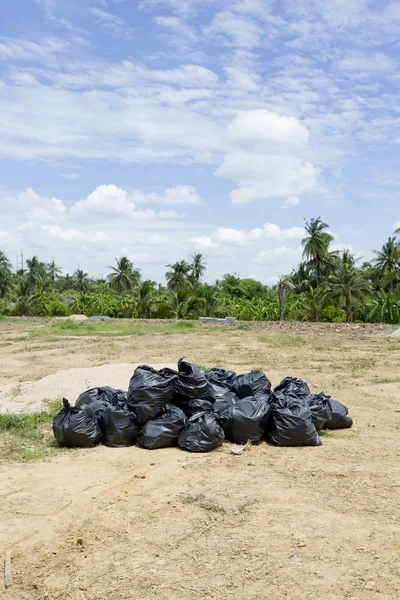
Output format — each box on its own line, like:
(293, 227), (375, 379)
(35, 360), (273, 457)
(0, 319), (400, 600)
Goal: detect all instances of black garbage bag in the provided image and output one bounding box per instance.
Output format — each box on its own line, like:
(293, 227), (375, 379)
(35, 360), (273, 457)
(174, 359), (216, 409)
(76, 386), (128, 409)
(323, 399), (353, 430)
(53, 398), (103, 448)
(274, 377), (310, 398)
(268, 393), (321, 447)
(213, 391), (239, 417)
(233, 370), (271, 398)
(98, 406), (139, 448)
(178, 412), (224, 453)
(137, 405), (187, 449)
(127, 365), (178, 425)
(306, 393), (333, 431)
(204, 368), (237, 391)
(183, 399), (215, 419)
(222, 396), (271, 444)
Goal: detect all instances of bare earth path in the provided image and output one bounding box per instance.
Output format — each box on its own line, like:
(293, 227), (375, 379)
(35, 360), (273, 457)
(0, 320), (399, 600)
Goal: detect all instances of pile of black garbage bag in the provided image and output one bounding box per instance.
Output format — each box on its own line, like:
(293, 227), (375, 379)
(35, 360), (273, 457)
(53, 359), (353, 453)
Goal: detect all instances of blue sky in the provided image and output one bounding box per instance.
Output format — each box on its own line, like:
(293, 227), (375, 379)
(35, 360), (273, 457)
(0, 0), (399, 283)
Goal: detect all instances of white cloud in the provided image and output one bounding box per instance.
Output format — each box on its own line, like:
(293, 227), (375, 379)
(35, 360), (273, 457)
(213, 223), (305, 245)
(225, 110), (309, 153)
(62, 173), (80, 180)
(282, 196), (300, 209)
(91, 8), (134, 39)
(253, 245), (303, 265)
(155, 185), (205, 205)
(393, 221), (400, 231)
(71, 185), (137, 217)
(204, 11), (264, 48)
(216, 110), (320, 203)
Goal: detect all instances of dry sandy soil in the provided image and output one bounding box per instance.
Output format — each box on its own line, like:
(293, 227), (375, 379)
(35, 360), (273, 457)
(0, 318), (399, 600)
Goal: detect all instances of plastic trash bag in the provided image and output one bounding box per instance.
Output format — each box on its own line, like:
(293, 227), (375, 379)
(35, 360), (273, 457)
(222, 396), (271, 444)
(268, 393), (321, 446)
(183, 399), (215, 419)
(178, 412), (224, 453)
(53, 398), (103, 448)
(204, 368), (237, 391)
(137, 405), (187, 449)
(233, 370), (271, 398)
(127, 365), (178, 425)
(174, 359), (216, 409)
(99, 406), (139, 448)
(324, 399), (353, 429)
(306, 393), (333, 431)
(213, 391), (239, 417)
(76, 386), (128, 409)
(274, 377), (310, 398)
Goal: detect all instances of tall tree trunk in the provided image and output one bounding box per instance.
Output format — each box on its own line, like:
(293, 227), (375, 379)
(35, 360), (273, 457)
(278, 281), (284, 322)
(345, 294), (351, 323)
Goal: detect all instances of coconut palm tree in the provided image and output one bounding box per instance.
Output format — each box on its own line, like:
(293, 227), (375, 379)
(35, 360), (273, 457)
(136, 280), (157, 318)
(73, 269), (90, 292)
(47, 260), (62, 282)
(373, 237), (400, 292)
(289, 262), (314, 294)
(165, 260), (192, 290)
(326, 253), (371, 322)
(190, 253), (207, 283)
(277, 275), (295, 322)
(302, 217), (334, 285)
(26, 256), (46, 289)
(196, 284), (220, 317)
(107, 257), (141, 296)
(165, 289), (197, 319)
(0, 251), (13, 297)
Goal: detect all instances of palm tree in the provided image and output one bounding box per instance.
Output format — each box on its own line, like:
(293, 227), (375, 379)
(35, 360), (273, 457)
(326, 253), (371, 322)
(165, 289), (197, 319)
(165, 260), (192, 290)
(190, 253), (207, 283)
(373, 237), (400, 292)
(196, 284), (220, 317)
(107, 257), (141, 296)
(73, 269), (90, 292)
(47, 260), (62, 282)
(277, 275), (294, 322)
(302, 217), (334, 285)
(26, 256), (46, 289)
(136, 280), (156, 318)
(298, 287), (328, 322)
(0, 251), (13, 297)
(289, 262), (314, 294)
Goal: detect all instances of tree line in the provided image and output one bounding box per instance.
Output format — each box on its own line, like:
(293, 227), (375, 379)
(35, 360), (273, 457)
(0, 218), (399, 323)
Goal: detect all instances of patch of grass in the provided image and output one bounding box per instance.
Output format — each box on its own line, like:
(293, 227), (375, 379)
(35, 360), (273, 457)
(0, 398), (65, 462)
(387, 345), (400, 351)
(371, 377), (400, 385)
(181, 494), (225, 513)
(35, 320), (210, 338)
(346, 357), (377, 371)
(257, 334), (306, 348)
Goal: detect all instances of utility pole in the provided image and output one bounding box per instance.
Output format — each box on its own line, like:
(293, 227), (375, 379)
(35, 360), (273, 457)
(16, 249), (24, 271)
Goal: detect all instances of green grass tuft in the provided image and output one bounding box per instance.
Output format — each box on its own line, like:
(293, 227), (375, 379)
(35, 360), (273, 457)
(181, 494), (225, 513)
(257, 334), (306, 348)
(346, 357), (376, 371)
(387, 345), (400, 351)
(0, 398), (65, 462)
